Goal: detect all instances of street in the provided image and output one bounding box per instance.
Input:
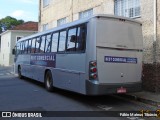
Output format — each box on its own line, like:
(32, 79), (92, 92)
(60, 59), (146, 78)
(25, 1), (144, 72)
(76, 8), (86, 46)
(0, 66), (158, 120)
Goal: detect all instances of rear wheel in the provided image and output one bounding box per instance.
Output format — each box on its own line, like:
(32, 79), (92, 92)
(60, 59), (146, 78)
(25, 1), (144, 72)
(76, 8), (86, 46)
(18, 66), (23, 79)
(45, 71), (54, 92)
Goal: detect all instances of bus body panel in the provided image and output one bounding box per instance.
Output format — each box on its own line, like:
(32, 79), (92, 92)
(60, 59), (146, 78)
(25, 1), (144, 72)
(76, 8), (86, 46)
(15, 54), (50, 82)
(53, 53), (86, 93)
(97, 48), (142, 84)
(96, 18), (143, 50)
(95, 17), (143, 84)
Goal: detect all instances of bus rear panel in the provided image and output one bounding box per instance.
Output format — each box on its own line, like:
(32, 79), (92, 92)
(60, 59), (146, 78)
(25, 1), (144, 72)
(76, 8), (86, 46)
(86, 16), (143, 95)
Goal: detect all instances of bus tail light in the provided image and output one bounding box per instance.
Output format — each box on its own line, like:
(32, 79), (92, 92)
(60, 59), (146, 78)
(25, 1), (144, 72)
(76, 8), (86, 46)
(90, 67), (97, 73)
(90, 73), (97, 79)
(89, 61), (98, 80)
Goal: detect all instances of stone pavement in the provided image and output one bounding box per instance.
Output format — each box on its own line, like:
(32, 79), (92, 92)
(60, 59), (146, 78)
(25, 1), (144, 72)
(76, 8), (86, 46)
(123, 91), (160, 107)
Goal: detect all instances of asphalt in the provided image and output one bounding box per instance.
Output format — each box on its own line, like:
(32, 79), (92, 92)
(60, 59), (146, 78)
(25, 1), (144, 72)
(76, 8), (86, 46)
(0, 65), (160, 108)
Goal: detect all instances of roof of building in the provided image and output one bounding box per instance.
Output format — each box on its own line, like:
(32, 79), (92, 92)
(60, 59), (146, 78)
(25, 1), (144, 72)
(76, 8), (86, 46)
(10, 21), (38, 31)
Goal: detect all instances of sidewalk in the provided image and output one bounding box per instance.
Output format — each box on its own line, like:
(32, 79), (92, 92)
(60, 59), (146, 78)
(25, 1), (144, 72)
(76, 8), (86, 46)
(123, 91), (160, 107)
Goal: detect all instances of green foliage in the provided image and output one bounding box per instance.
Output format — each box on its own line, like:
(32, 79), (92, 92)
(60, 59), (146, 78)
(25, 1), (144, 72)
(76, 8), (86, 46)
(0, 16), (24, 33)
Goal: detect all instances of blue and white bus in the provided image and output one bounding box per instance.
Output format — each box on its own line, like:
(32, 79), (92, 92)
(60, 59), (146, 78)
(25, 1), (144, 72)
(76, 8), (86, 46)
(13, 14), (143, 95)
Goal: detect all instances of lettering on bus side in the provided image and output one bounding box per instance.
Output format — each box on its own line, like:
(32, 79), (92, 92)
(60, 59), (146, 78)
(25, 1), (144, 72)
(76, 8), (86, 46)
(30, 53), (56, 67)
(104, 56), (137, 64)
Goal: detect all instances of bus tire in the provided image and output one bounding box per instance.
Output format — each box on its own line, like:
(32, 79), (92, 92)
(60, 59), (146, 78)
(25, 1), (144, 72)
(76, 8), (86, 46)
(45, 71), (54, 92)
(18, 66), (23, 79)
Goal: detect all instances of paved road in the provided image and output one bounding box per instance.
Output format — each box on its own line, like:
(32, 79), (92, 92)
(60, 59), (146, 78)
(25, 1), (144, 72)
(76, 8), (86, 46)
(0, 66), (158, 120)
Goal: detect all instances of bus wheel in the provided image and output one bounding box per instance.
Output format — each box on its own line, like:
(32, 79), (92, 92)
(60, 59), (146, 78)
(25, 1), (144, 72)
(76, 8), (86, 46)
(18, 66), (23, 79)
(45, 71), (54, 92)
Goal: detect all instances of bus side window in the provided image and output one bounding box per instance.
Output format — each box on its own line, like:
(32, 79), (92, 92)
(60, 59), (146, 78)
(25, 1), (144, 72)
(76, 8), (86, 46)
(16, 43), (21, 55)
(51, 32), (59, 52)
(21, 42), (25, 54)
(40, 36), (46, 53)
(28, 40), (31, 53)
(19, 42), (22, 54)
(45, 34), (51, 52)
(67, 28), (76, 52)
(24, 40), (28, 54)
(76, 25), (86, 51)
(31, 38), (36, 53)
(58, 30), (66, 52)
(35, 37), (41, 53)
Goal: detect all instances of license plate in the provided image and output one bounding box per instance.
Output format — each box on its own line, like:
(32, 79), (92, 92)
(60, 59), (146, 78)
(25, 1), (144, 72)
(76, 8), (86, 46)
(117, 87), (126, 93)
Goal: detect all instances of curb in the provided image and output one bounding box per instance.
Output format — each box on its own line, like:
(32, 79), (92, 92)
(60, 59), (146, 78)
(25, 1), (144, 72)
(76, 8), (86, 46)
(120, 94), (160, 107)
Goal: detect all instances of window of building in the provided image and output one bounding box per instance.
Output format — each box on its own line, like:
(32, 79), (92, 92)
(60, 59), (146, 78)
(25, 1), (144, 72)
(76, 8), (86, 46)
(67, 28), (77, 52)
(43, 0), (49, 7)
(51, 32), (59, 52)
(43, 23), (48, 31)
(57, 18), (66, 26)
(45, 34), (52, 52)
(79, 9), (93, 19)
(114, 0), (140, 18)
(58, 30), (66, 52)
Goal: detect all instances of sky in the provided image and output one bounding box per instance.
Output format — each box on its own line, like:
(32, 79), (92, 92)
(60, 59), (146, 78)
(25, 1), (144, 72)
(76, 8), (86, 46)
(0, 0), (39, 22)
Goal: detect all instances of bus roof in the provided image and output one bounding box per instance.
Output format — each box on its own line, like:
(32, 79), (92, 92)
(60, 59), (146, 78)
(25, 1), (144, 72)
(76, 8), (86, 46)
(17, 14), (141, 42)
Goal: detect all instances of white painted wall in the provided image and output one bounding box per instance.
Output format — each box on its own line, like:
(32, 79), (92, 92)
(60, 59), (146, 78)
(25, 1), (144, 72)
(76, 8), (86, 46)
(0, 30), (37, 66)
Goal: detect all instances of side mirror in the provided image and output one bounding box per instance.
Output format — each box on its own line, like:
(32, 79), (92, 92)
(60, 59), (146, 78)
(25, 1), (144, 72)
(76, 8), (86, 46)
(12, 49), (15, 55)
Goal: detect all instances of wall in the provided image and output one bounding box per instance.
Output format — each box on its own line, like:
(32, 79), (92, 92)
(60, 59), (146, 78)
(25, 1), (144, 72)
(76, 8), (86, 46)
(0, 31), (11, 66)
(140, 0), (160, 92)
(39, 0), (114, 31)
(0, 30), (37, 66)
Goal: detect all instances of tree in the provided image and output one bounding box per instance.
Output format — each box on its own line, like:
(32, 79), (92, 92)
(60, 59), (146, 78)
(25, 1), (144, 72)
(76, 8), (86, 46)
(0, 16), (24, 33)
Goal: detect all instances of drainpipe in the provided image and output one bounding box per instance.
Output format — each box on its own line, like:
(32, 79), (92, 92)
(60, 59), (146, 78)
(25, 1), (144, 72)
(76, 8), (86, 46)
(153, 0), (157, 63)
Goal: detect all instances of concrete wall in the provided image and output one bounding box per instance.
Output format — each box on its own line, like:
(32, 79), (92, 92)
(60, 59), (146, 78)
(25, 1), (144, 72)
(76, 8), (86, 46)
(0, 32), (11, 66)
(140, 0), (154, 63)
(157, 0), (160, 63)
(0, 30), (37, 66)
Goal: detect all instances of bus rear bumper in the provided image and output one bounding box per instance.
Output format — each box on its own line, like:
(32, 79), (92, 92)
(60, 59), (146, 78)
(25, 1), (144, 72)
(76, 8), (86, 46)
(86, 80), (142, 95)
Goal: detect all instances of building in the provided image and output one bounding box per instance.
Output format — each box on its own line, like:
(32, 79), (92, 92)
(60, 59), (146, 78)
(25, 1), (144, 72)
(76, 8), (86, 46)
(39, 0), (160, 92)
(0, 22), (38, 66)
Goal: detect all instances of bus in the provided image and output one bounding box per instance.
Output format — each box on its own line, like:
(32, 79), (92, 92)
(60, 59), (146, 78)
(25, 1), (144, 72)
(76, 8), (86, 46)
(12, 14), (143, 95)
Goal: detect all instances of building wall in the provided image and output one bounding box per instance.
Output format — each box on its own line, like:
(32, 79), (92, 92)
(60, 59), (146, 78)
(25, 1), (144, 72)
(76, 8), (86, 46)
(0, 32), (11, 66)
(0, 31), (37, 66)
(157, 0), (160, 63)
(140, 0), (154, 63)
(39, 0), (114, 31)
